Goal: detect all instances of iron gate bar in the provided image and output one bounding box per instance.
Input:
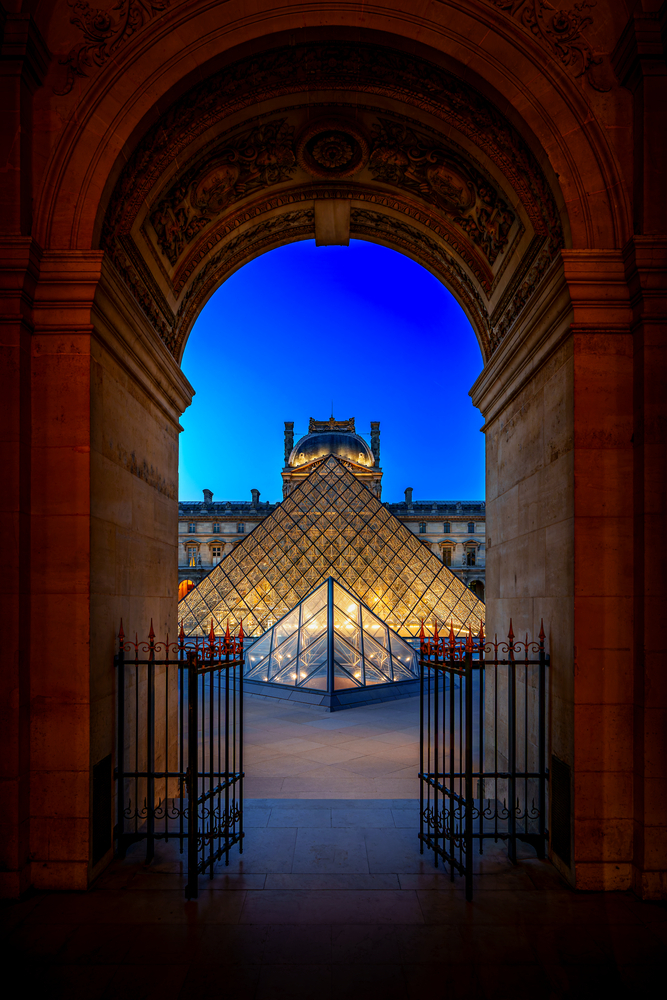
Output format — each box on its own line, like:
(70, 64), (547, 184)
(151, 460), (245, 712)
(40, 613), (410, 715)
(114, 619), (244, 900)
(419, 620), (549, 901)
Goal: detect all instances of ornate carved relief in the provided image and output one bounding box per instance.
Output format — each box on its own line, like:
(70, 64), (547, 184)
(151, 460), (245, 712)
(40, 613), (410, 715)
(368, 119), (515, 265)
(100, 42), (564, 359)
(169, 185), (496, 296)
(102, 43), (563, 257)
(55, 0), (170, 95)
(493, 0), (608, 91)
(149, 119), (296, 264)
(295, 119), (369, 179)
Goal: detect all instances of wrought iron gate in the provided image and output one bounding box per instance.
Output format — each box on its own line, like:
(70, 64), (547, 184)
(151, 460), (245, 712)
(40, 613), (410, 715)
(419, 621), (548, 900)
(115, 621), (244, 898)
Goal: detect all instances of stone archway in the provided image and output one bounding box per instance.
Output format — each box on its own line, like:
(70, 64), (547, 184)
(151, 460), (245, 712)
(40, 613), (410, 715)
(2, 1), (665, 901)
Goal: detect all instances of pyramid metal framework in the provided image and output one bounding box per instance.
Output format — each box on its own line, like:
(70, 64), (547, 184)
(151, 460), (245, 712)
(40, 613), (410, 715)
(180, 456), (485, 639)
(244, 577), (419, 695)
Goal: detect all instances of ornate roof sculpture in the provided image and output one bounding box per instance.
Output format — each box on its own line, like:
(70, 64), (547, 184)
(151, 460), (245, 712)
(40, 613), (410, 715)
(179, 455), (484, 639)
(243, 577), (419, 710)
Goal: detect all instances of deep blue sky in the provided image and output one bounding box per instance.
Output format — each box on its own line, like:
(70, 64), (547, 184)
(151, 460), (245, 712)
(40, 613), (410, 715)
(179, 240), (485, 504)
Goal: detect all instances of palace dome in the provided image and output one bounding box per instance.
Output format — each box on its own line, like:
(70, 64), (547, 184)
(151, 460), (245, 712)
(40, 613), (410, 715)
(289, 431), (375, 468)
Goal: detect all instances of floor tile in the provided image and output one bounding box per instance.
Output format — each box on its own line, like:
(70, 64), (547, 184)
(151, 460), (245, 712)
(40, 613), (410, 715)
(262, 923), (332, 964)
(268, 806), (332, 827)
(240, 890), (424, 924)
(292, 828), (369, 874)
(256, 963), (333, 1000)
(265, 873), (400, 890)
(212, 827), (297, 874)
(331, 807), (395, 827)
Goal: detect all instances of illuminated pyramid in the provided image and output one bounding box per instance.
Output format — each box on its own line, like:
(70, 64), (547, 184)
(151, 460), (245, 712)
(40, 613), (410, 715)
(243, 577), (419, 710)
(179, 455), (484, 639)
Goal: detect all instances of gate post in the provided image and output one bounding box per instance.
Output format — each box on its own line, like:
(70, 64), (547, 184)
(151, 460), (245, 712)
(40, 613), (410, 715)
(115, 623), (126, 858)
(507, 622), (517, 865)
(185, 651), (199, 900)
(464, 630), (474, 902)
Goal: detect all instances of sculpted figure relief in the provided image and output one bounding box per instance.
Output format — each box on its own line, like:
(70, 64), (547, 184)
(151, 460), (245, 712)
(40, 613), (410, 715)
(149, 120), (296, 264)
(368, 120), (515, 265)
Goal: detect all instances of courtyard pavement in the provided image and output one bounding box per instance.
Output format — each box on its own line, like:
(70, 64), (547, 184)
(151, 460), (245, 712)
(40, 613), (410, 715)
(243, 693), (421, 798)
(1, 695), (666, 998)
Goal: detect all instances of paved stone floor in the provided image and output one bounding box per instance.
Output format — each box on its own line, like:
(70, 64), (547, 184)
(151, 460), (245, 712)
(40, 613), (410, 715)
(243, 693), (420, 798)
(2, 696), (666, 998)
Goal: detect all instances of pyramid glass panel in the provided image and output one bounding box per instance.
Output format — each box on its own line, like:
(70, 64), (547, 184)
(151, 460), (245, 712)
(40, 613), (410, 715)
(180, 456), (484, 639)
(242, 578), (418, 706)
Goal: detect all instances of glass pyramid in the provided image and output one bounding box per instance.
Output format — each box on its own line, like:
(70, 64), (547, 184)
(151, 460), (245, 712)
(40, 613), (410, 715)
(243, 577), (419, 707)
(180, 455), (484, 639)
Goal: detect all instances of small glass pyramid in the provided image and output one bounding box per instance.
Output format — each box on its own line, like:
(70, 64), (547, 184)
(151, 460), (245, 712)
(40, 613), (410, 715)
(243, 577), (419, 709)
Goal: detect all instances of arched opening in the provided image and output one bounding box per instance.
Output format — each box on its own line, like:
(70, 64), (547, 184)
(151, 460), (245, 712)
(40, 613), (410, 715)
(177, 579), (195, 600)
(8, 5), (656, 905)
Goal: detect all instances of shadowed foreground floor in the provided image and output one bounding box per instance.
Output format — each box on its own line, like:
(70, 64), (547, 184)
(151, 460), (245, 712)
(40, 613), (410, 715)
(2, 697), (665, 997)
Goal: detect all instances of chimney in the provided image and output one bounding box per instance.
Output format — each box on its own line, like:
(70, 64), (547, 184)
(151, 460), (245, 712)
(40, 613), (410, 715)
(284, 421), (294, 465)
(370, 421), (380, 467)
(251, 489), (260, 508)
(404, 487), (413, 505)
(203, 489), (213, 507)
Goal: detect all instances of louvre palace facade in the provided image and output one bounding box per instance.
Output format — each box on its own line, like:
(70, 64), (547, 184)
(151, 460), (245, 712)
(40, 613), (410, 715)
(178, 418), (486, 607)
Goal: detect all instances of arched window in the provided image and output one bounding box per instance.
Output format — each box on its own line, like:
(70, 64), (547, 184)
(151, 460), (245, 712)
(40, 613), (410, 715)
(178, 579), (195, 600)
(443, 521), (450, 533)
(418, 522), (426, 533)
(212, 522), (221, 533)
(188, 522), (197, 533)
(467, 521), (475, 533)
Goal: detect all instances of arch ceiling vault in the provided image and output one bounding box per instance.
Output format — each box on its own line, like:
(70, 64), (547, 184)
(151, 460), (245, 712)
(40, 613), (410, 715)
(97, 38), (568, 361)
(4, 0), (666, 902)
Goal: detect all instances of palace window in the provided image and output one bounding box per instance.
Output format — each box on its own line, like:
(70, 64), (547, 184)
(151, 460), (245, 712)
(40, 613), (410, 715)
(212, 522), (221, 533)
(466, 548), (476, 566)
(211, 545), (222, 565)
(443, 548), (452, 567)
(237, 522), (245, 533)
(418, 522), (426, 533)
(187, 546), (197, 567)
(188, 522), (197, 533)
(467, 522), (475, 533)
(443, 521), (451, 533)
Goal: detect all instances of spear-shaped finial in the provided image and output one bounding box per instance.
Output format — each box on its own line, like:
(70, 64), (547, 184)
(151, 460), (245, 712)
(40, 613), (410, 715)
(479, 620), (485, 644)
(449, 621), (456, 648)
(179, 620), (185, 640)
(118, 619), (125, 644)
(209, 619), (215, 642)
(433, 621), (439, 643)
(466, 626), (473, 652)
(539, 618), (545, 641)
(508, 618), (515, 642)
(149, 618), (155, 640)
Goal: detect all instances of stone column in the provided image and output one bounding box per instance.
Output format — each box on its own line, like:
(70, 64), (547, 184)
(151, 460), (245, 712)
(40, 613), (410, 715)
(0, 12), (48, 898)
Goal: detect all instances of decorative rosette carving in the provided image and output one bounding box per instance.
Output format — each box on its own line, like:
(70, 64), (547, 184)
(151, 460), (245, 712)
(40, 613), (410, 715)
(296, 119), (369, 179)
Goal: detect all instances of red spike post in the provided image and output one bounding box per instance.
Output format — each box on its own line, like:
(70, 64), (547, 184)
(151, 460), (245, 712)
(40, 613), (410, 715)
(149, 618), (155, 640)
(466, 626), (473, 653)
(449, 621), (456, 649)
(539, 618), (545, 642)
(179, 620), (185, 641)
(118, 619), (125, 647)
(508, 618), (515, 642)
